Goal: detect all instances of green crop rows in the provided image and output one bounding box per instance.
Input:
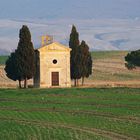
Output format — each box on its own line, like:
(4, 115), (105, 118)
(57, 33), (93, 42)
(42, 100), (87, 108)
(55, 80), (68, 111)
(0, 88), (140, 140)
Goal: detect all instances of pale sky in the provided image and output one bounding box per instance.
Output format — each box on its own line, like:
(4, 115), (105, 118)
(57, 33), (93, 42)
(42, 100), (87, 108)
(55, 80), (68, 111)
(0, 0), (139, 19)
(0, 0), (140, 54)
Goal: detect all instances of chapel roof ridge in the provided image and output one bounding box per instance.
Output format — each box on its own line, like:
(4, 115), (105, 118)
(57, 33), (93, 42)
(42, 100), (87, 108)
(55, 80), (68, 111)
(37, 41), (71, 51)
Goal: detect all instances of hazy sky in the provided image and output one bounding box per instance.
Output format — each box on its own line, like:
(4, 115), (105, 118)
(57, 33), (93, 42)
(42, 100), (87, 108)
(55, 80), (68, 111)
(0, 0), (140, 54)
(0, 0), (140, 19)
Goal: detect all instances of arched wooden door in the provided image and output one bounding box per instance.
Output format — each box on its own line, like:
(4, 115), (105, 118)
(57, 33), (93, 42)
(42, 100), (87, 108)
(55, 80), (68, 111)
(52, 72), (59, 86)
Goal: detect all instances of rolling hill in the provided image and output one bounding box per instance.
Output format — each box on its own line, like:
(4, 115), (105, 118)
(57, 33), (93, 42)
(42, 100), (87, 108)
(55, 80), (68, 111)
(0, 51), (140, 88)
(0, 18), (140, 55)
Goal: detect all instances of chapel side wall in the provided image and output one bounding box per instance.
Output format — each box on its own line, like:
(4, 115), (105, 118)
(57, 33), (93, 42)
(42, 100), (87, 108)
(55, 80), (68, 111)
(34, 50), (40, 87)
(66, 52), (71, 87)
(39, 51), (48, 88)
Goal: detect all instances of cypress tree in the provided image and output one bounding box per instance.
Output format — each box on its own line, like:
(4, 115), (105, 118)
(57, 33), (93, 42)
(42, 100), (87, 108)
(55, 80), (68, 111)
(5, 25), (35, 88)
(5, 52), (17, 81)
(16, 25), (35, 88)
(79, 40), (92, 85)
(69, 25), (80, 86)
(86, 53), (92, 79)
(69, 25), (93, 86)
(5, 51), (23, 88)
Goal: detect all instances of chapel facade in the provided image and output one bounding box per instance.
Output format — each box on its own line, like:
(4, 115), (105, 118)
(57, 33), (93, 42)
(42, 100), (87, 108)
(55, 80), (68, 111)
(34, 36), (71, 88)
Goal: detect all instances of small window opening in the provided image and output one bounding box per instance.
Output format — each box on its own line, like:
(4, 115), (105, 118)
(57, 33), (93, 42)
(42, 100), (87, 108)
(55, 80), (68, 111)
(53, 59), (57, 64)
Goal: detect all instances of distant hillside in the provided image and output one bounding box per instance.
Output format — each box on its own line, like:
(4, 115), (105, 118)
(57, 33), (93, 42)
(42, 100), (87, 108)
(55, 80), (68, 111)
(0, 18), (140, 55)
(89, 51), (140, 87)
(0, 51), (140, 88)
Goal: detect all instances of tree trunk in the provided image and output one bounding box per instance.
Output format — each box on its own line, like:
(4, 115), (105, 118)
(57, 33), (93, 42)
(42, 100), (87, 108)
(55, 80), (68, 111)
(18, 80), (22, 88)
(82, 77), (84, 86)
(74, 79), (76, 87)
(24, 77), (28, 88)
(77, 79), (79, 87)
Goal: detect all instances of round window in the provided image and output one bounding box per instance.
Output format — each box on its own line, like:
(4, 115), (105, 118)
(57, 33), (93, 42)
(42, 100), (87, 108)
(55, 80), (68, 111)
(53, 59), (57, 64)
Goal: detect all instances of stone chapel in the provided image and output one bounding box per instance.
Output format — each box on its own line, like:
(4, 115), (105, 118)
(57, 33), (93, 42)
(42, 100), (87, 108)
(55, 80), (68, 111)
(34, 36), (71, 88)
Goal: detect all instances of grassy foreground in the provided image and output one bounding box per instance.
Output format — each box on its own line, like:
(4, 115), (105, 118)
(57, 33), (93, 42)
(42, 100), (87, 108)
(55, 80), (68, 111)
(0, 88), (140, 140)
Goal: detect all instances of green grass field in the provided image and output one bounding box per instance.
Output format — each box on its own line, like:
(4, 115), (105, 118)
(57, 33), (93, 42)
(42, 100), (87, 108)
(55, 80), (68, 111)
(91, 51), (129, 60)
(0, 88), (140, 140)
(0, 56), (8, 65)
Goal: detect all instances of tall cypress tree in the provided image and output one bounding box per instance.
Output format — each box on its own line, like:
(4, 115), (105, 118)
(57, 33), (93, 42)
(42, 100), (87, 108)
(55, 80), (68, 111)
(69, 25), (80, 86)
(69, 26), (93, 86)
(5, 25), (35, 88)
(86, 52), (92, 79)
(16, 25), (35, 88)
(79, 40), (92, 85)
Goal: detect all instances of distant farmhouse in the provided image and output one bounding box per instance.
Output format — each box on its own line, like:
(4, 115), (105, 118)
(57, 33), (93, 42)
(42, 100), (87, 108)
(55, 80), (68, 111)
(34, 36), (71, 88)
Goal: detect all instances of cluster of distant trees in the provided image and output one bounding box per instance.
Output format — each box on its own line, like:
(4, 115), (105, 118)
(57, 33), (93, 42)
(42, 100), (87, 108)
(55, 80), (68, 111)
(4, 25), (140, 88)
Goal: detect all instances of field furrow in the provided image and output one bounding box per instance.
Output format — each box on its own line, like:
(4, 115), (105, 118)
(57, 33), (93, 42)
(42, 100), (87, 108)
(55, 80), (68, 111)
(0, 118), (136, 140)
(0, 88), (140, 139)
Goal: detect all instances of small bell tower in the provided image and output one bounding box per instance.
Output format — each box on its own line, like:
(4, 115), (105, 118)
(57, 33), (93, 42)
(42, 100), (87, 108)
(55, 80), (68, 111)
(41, 35), (53, 46)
